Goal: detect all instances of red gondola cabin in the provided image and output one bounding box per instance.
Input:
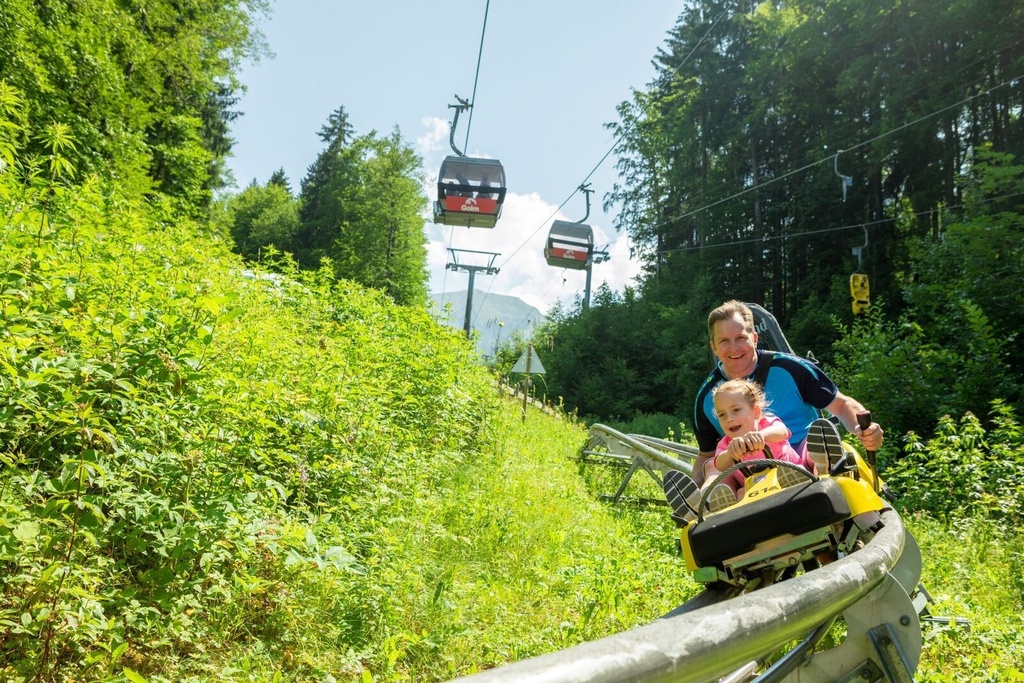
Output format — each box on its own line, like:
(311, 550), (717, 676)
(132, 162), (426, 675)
(544, 220), (594, 270)
(434, 155), (506, 228)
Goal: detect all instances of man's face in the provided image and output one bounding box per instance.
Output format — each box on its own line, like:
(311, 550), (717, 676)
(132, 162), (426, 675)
(710, 313), (758, 379)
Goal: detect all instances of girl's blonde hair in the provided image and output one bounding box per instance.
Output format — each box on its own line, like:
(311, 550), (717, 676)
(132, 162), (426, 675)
(712, 377), (767, 410)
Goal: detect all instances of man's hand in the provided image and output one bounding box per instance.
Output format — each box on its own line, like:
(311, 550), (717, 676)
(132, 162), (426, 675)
(855, 421), (883, 451)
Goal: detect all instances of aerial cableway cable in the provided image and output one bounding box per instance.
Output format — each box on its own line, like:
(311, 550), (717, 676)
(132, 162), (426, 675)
(648, 69), (1024, 237)
(657, 188), (1024, 256)
(494, 2), (734, 273)
(432, 1), (506, 231)
(462, 0), (491, 155)
(471, 0), (737, 321)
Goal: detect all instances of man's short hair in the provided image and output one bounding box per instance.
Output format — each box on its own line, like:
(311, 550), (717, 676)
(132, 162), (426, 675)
(707, 300), (754, 342)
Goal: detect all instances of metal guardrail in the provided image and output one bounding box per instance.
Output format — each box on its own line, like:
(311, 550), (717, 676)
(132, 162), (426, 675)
(626, 433), (701, 463)
(584, 424), (699, 473)
(452, 426), (924, 683)
(578, 425), (698, 504)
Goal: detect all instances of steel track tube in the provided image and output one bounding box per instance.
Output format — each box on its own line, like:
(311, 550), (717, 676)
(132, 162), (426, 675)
(451, 510), (906, 683)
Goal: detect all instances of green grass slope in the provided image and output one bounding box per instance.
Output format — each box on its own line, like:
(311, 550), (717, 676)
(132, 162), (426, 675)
(2, 116), (1021, 683)
(0, 153), (496, 677)
(0, 130), (699, 680)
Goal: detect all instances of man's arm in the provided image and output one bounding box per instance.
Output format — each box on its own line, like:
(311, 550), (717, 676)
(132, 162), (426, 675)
(826, 391), (884, 450)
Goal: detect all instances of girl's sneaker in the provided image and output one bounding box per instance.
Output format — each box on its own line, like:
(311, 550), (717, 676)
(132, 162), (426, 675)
(776, 462), (813, 489)
(706, 483), (739, 513)
(663, 469), (700, 526)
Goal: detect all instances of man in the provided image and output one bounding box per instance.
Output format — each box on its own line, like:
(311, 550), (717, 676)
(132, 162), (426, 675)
(476, 174), (494, 198)
(663, 300), (884, 523)
(692, 300), (883, 486)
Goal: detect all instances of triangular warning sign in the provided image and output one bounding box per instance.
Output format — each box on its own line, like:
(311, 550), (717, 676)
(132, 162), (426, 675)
(511, 348), (545, 374)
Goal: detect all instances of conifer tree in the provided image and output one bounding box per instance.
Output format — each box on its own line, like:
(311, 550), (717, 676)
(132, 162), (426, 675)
(296, 108), (428, 305)
(0, 0), (266, 212)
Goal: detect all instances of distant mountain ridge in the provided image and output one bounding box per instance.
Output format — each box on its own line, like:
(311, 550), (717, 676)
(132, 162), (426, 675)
(429, 290), (546, 356)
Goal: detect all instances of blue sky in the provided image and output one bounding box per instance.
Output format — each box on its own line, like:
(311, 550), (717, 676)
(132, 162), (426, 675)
(227, 1), (682, 316)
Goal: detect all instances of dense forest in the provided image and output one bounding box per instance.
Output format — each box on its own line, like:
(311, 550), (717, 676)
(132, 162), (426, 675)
(223, 108), (430, 306)
(523, 0), (1024, 446)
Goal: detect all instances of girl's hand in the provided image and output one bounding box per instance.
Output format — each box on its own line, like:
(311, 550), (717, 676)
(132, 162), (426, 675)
(741, 430), (765, 453)
(725, 439), (747, 462)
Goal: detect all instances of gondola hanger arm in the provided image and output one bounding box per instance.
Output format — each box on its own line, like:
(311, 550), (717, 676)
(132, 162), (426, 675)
(448, 95), (472, 157)
(576, 183), (593, 223)
(852, 224), (868, 270)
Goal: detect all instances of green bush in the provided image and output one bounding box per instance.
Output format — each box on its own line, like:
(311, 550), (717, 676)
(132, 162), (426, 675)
(884, 402), (1024, 524)
(828, 303), (1012, 442)
(0, 103), (498, 680)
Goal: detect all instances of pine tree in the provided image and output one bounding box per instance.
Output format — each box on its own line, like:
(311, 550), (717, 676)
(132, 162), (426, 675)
(295, 109), (428, 305)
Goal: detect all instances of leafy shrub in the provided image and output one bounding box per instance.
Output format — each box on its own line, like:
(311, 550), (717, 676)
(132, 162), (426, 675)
(829, 302), (1013, 441)
(884, 402), (1024, 524)
(0, 98), (499, 681)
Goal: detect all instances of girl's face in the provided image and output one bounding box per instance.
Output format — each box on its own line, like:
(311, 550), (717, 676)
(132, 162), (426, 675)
(714, 389), (761, 436)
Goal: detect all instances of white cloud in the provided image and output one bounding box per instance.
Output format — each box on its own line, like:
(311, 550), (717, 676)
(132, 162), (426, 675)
(416, 117), (450, 157)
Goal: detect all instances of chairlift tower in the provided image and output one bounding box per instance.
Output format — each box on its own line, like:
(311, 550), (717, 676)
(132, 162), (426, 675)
(583, 247), (610, 312)
(446, 248), (500, 338)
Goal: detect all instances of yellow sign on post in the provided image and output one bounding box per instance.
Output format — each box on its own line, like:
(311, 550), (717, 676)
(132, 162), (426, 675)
(850, 273), (870, 315)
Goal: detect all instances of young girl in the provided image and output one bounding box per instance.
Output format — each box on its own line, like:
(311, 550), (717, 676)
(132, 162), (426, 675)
(703, 378), (806, 511)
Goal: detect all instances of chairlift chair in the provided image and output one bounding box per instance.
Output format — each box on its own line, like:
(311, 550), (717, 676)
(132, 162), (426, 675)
(434, 155), (506, 228)
(544, 220), (594, 270)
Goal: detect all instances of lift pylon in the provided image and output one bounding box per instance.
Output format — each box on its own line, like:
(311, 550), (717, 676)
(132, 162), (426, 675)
(446, 248), (500, 338)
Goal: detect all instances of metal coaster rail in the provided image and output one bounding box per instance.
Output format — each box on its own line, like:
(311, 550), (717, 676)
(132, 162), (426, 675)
(449, 425), (925, 683)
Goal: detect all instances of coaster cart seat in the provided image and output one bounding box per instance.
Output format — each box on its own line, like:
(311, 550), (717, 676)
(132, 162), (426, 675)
(681, 454), (889, 589)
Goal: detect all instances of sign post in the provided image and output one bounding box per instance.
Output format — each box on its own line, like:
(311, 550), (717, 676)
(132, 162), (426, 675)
(511, 344), (546, 422)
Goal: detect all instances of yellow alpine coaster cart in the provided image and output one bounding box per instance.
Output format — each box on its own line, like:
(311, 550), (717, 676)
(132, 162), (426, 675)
(681, 415), (889, 591)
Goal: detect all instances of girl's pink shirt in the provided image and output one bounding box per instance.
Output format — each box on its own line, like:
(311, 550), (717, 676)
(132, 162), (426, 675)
(714, 414), (804, 466)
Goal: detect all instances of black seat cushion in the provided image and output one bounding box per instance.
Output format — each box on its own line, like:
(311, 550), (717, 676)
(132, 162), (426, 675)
(688, 478), (852, 568)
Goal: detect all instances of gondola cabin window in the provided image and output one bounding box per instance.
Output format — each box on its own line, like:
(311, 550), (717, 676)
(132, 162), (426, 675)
(434, 155), (506, 228)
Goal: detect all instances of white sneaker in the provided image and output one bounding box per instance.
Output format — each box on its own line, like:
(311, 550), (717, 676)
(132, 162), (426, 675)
(706, 483), (739, 513)
(776, 462), (813, 488)
(806, 418), (845, 475)
(663, 469), (700, 525)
